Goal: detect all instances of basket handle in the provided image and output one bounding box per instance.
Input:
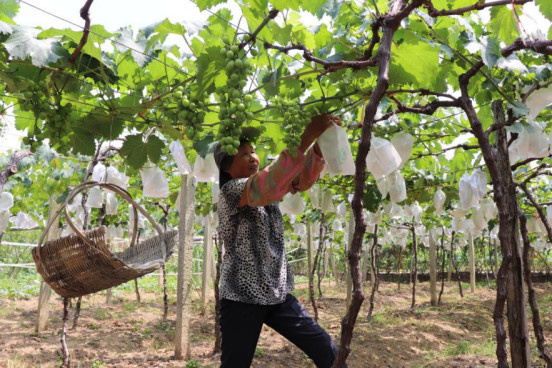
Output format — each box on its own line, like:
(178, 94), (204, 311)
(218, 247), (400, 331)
(38, 181), (164, 251)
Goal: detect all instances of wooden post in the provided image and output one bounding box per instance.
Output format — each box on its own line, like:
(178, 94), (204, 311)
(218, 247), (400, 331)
(175, 174), (195, 360)
(201, 214), (213, 315)
(468, 232), (476, 293)
(448, 241), (453, 283)
(105, 289), (112, 305)
(429, 228), (437, 306)
(329, 241), (338, 286)
(36, 196), (59, 333)
(363, 242), (370, 283)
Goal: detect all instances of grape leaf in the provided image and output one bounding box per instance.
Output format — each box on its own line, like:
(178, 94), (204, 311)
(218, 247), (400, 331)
(120, 134), (165, 169)
(0, 0), (19, 19)
(195, 0), (228, 11)
(536, 0), (552, 21)
(490, 5), (519, 45)
(194, 134), (218, 158)
(192, 46), (225, 99)
(3, 26), (61, 67)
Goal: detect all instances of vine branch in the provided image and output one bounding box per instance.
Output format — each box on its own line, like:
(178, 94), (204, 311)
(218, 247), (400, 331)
(424, 0), (533, 17)
(0, 149), (33, 194)
(67, 0), (95, 68)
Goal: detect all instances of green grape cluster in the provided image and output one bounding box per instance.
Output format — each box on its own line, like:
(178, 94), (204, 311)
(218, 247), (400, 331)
(216, 36), (255, 155)
(275, 99), (310, 153)
(172, 86), (206, 140)
(19, 80), (72, 153)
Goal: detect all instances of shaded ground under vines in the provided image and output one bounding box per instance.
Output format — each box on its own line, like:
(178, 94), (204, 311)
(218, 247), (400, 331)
(1, 279), (551, 367)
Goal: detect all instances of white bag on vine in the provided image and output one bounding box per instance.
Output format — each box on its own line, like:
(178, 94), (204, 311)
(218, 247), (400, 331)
(411, 201), (423, 223)
(85, 187), (104, 208)
(106, 166), (129, 189)
(429, 227), (438, 245)
(480, 198), (498, 222)
(169, 140), (192, 174)
(365, 136), (402, 179)
(459, 170), (487, 207)
(141, 166), (169, 198)
(91, 163), (106, 183)
(73, 205), (87, 230)
(471, 170), (487, 199)
(464, 219), (476, 236)
(212, 182), (220, 204)
(526, 86), (552, 121)
(336, 202), (347, 221)
(12, 211), (38, 229)
(376, 176), (389, 199)
(289, 214), (296, 224)
(106, 224), (117, 242)
(317, 124), (355, 176)
(307, 184), (321, 209)
(67, 193), (83, 213)
(388, 170), (406, 203)
(321, 189), (335, 213)
(105, 192), (118, 215)
(332, 219), (343, 232)
(280, 192), (306, 215)
(471, 206), (487, 229)
(0, 210), (9, 232)
(0, 192), (14, 212)
(193, 153), (218, 183)
(402, 203), (413, 218)
(389, 203), (403, 219)
(391, 132), (414, 169)
(509, 123), (549, 161)
(449, 205), (468, 218)
(433, 187), (446, 215)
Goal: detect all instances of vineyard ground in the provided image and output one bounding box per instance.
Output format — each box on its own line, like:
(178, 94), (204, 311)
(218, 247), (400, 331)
(1, 277), (551, 368)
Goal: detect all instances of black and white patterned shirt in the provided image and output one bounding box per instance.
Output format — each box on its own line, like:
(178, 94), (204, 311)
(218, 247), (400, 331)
(218, 178), (294, 305)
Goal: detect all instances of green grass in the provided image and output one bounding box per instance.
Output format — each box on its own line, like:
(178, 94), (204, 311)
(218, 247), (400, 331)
(442, 337), (496, 357)
(0, 273), (41, 299)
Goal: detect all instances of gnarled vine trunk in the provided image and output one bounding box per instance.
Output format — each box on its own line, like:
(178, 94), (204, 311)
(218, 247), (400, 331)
(463, 100), (530, 367)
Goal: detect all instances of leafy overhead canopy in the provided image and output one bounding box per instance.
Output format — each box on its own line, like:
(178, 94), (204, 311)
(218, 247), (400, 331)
(0, 0), (549, 215)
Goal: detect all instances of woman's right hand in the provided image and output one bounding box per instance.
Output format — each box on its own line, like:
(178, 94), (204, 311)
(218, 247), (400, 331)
(299, 114), (341, 153)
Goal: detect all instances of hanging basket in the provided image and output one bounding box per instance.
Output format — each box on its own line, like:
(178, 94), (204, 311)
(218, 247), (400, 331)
(32, 181), (178, 298)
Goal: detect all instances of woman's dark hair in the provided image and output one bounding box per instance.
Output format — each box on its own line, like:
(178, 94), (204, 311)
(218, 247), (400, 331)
(218, 154), (234, 189)
(215, 139), (252, 189)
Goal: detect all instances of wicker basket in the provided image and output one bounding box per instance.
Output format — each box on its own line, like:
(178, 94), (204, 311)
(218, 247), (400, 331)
(32, 181), (178, 298)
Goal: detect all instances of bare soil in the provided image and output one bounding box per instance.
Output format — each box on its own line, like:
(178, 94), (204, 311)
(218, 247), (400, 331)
(1, 280), (551, 368)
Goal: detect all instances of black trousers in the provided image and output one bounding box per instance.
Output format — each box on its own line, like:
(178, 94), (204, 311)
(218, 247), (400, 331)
(220, 293), (346, 368)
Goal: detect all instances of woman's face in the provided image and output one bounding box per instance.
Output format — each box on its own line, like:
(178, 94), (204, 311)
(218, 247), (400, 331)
(226, 142), (260, 179)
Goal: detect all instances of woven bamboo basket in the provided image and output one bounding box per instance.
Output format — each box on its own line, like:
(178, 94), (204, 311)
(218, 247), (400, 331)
(32, 181), (178, 298)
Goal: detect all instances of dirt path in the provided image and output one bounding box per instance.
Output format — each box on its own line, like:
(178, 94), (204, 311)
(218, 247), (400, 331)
(1, 280), (551, 367)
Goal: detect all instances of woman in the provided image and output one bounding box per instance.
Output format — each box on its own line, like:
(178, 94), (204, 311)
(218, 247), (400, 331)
(214, 114), (346, 368)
